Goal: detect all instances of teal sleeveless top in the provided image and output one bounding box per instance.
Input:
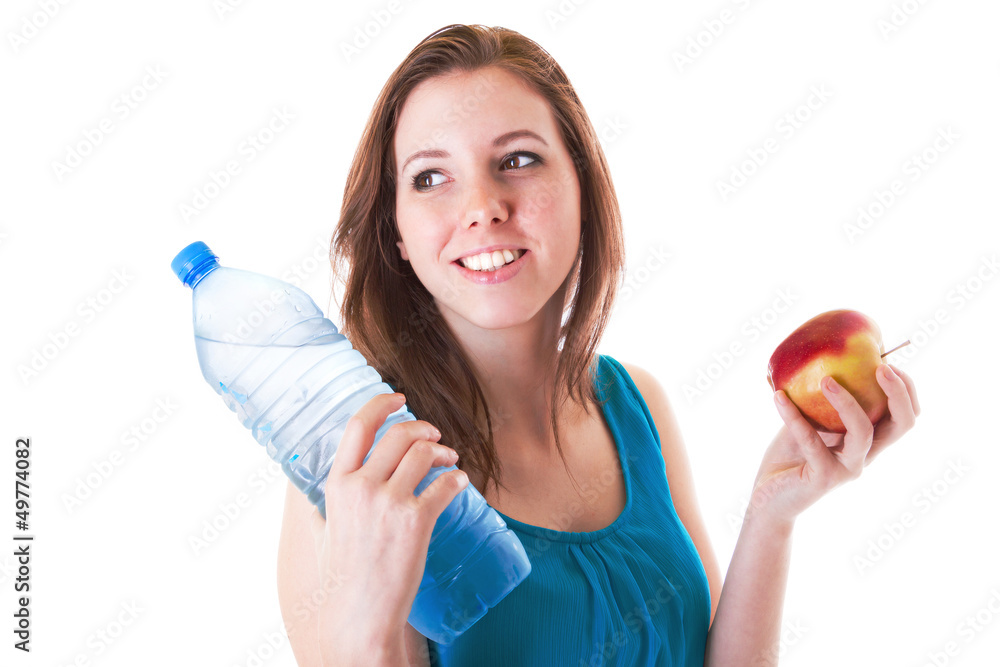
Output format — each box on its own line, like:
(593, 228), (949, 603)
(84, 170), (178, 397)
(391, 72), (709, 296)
(424, 353), (711, 666)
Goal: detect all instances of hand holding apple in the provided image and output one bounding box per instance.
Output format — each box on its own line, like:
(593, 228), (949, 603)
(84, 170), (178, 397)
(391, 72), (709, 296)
(743, 309), (920, 527)
(766, 309), (909, 433)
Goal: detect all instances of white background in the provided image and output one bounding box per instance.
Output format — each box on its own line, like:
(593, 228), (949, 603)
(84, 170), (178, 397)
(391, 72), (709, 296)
(2, 1), (999, 665)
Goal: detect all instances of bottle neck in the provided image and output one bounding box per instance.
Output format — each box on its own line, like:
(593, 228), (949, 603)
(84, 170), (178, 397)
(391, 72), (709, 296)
(187, 261), (219, 289)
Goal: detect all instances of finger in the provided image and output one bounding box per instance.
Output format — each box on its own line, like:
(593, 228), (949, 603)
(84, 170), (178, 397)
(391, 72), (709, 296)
(866, 421), (897, 466)
(363, 420), (454, 483)
(821, 376), (873, 474)
(329, 392), (407, 478)
(773, 390), (837, 476)
(888, 364), (921, 417)
(391, 440), (461, 495)
(864, 365), (918, 465)
(877, 365), (916, 432)
(415, 468), (470, 521)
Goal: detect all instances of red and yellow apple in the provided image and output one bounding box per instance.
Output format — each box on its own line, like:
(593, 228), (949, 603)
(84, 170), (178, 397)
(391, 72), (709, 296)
(767, 309), (907, 434)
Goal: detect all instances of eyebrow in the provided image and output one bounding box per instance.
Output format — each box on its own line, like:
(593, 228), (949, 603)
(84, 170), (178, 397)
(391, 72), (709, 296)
(399, 129), (549, 175)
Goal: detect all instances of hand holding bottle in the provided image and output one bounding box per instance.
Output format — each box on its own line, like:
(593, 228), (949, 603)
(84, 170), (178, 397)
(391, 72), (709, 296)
(173, 241), (530, 645)
(309, 391), (469, 653)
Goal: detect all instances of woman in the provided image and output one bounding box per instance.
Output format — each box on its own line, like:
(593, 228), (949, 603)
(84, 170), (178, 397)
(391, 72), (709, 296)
(276, 24), (920, 666)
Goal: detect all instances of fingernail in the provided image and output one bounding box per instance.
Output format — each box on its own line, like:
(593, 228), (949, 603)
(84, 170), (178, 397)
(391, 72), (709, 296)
(774, 391), (789, 406)
(882, 365), (896, 380)
(824, 377), (840, 393)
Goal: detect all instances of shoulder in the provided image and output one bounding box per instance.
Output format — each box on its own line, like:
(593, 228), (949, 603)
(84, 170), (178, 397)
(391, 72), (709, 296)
(614, 359), (674, 441)
(612, 358), (681, 462)
(617, 360), (666, 415)
(614, 359), (690, 481)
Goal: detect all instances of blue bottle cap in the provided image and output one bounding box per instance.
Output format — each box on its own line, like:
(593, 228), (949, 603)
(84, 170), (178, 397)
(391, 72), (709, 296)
(171, 241), (220, 288)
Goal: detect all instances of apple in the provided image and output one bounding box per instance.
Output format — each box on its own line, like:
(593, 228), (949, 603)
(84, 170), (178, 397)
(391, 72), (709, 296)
(767, 309), (909, 433)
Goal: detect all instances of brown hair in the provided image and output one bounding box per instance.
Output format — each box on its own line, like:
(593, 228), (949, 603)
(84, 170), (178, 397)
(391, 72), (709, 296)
(330, 24), (625, 499)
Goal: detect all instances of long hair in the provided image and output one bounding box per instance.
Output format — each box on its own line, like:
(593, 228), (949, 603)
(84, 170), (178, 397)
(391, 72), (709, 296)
(330, 24), (625, 499)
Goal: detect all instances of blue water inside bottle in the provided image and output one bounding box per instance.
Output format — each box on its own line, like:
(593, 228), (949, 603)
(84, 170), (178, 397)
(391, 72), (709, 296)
(172, 241), (531, 644)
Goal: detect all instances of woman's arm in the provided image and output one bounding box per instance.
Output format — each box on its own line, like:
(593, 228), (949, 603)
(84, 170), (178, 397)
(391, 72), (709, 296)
(706, 364), (919, 665)
(276, 479), (329, 666)
(702, 483), (794, 666)
(623, 361), (919, 666)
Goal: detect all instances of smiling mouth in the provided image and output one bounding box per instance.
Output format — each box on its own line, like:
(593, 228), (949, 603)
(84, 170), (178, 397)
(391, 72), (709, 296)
(455, 249), (526, 272)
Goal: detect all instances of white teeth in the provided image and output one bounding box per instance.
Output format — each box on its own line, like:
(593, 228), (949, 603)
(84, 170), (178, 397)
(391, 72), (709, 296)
(459, 249), (524, 271)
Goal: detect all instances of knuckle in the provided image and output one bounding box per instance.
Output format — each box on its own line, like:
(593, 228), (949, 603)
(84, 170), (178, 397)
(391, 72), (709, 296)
(791, 422), (812, 440)
(862, 423), (875, 442)
(392, 501), (423, 532)
(405, 421), (429, 439)
(391, 420), (426, 438)
(418, 421), (441, 440)
(404, 510), (427, 535)
(353, 475), (379, 499)
(345, 414), (365, 432)
(411, 440), (434, 457)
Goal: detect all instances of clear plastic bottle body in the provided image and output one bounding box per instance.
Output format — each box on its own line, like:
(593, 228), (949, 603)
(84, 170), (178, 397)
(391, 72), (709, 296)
(178, 255), (530, 644)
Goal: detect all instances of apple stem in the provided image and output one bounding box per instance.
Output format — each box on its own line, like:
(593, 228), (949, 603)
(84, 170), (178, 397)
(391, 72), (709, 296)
(881, 340), (911, 359)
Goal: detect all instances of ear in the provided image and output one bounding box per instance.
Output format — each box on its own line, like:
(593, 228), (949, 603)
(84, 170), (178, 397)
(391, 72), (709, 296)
(396, 241), (409, 261)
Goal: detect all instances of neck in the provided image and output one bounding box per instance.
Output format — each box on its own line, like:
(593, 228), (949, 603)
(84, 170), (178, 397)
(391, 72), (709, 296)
(438, 287), (577, 459)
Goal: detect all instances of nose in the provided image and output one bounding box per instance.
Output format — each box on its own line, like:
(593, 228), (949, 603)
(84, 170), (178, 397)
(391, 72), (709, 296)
(462, 175), (509, 229)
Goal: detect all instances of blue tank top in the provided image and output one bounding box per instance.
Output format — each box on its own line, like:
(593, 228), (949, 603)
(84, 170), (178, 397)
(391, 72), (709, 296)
(424, 353), (711, 666)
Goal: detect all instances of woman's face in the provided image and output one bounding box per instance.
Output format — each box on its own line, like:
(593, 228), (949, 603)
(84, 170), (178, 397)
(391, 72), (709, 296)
(393, 65), (582, 335)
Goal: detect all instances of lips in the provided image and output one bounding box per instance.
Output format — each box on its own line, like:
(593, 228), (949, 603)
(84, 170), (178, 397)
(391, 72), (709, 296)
(457, 248), (526, 271)
(452, 249), (529, 285)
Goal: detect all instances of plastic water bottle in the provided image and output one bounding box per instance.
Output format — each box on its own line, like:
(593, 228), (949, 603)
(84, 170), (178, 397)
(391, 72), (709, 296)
(171, 241), (531, 644)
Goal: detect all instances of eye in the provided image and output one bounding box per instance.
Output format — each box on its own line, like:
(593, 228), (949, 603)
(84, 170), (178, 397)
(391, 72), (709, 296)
(409, 150), (542, 192)
(500, 151), (539, 171)
(411, 171), (448, 191)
